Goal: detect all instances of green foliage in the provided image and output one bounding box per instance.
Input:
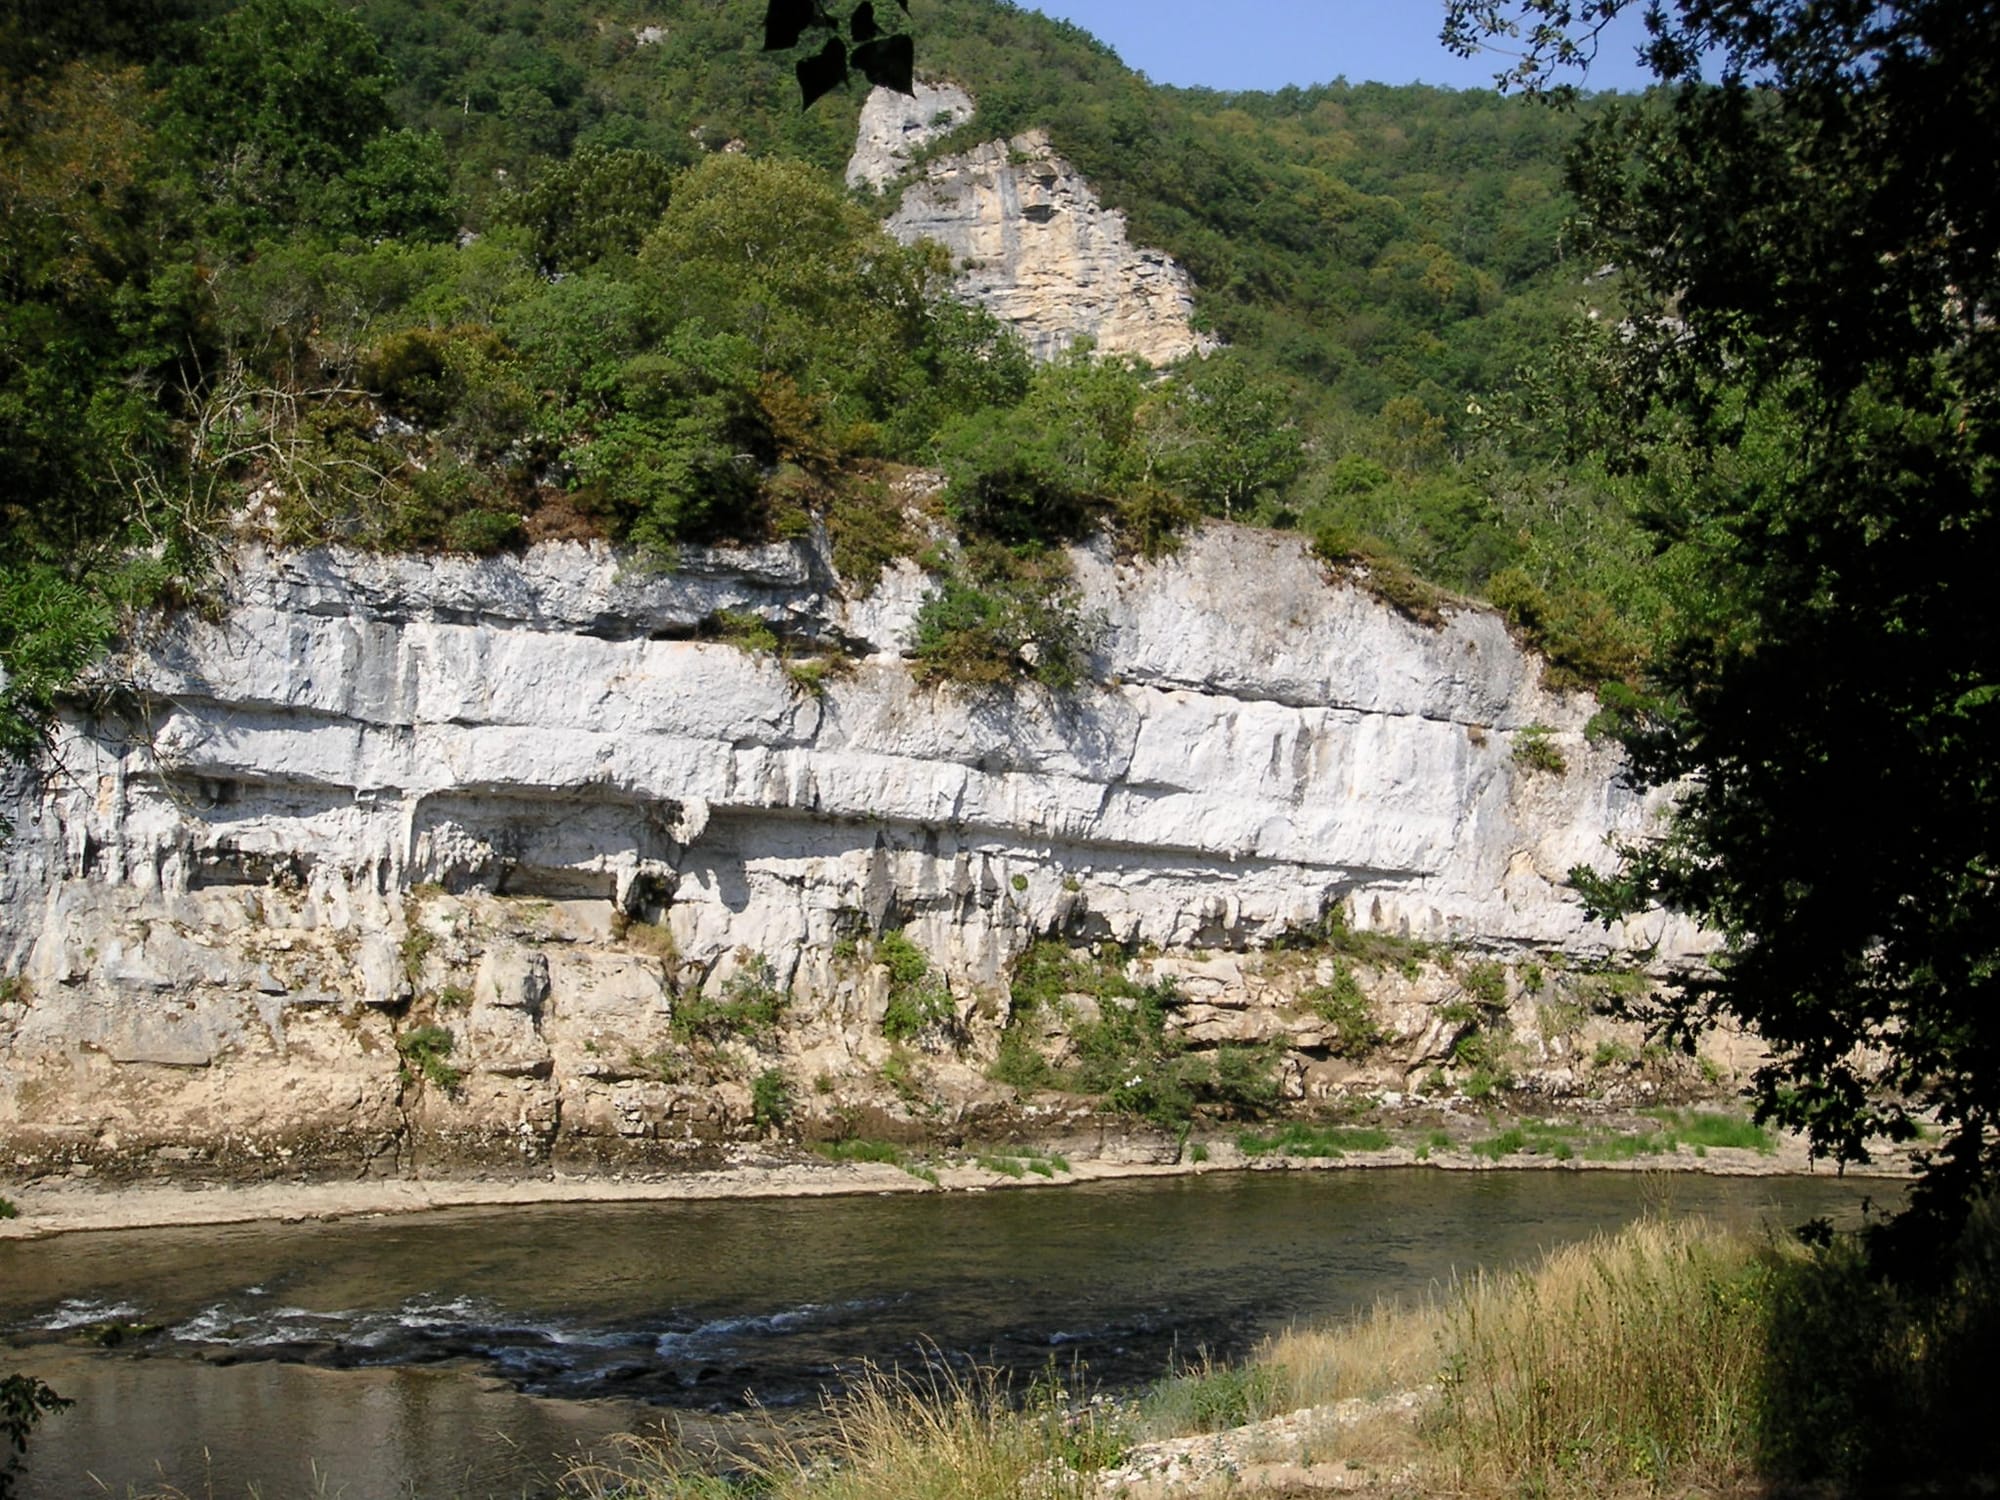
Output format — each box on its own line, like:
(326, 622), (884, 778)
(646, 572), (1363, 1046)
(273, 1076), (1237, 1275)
(0, 564), (119, 764)
(1300, 964), (1381, 1058)
(936, 349), (1143, 544)
(1237, 1122), (1392, 1158)
(1, 1372), (70, 1500)
(0, 1198), (14, 1220)
(1460, 960), (1509, 1009)
(1452, 1028), (1516, 1099)
(672, 955), (786, 1046)
(910, 548), (1098, 693)
(750, 1067), (791, 1130)
(1138, 1358), (1285, 1437)
(1752, 1201), (2000, 1488)
(1645, 1109), (1775, 1156)
(1488, 566), (1645, 692)
(876, 931), (928, 989)
(813, 1138), (904, 1165)
(500, 144), (675, 273)
(1447, 0), (2000, 1231)
(988, 1024), (1055, 1090)
(877, 1047), (926, 1111)
(877, 938), (953, 1045)
(824, 482), (919, 588)
(1069, 984), (1267, 1127)
(1144, 352), (1305, 519)
(0, 0), (1676, 780)
(1284, 905), (1436, 979)
(711, 609), (780, 655)
(995, 941), (1275, 1125)
(395, 1024), (460, 1090)
(1510, 723), (1566, 775)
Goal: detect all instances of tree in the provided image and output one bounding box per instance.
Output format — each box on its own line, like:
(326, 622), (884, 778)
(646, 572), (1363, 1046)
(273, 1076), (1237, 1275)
(499, 145), (676, 274)
(1444, 1), (2000, 1232)
(165, 0), (395, 233)
(1, 1371), (70, 1500)
(1144, 351), (1304, 519)
(761, 0), (914, 107)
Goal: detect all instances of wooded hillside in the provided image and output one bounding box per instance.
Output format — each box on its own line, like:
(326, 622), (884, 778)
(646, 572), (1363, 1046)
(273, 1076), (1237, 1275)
(1, 0), (1662, 753)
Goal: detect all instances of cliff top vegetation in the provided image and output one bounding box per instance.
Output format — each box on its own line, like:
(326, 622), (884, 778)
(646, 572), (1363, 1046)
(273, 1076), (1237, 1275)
(0, 0), (1671, 763)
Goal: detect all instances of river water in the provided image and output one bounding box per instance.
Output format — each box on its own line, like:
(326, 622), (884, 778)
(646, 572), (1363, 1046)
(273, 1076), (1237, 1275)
(0, 1168), (1892, 1497)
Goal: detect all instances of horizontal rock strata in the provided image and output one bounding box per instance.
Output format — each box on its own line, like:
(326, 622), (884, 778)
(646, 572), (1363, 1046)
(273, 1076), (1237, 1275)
(0, 525), (1699, 1174)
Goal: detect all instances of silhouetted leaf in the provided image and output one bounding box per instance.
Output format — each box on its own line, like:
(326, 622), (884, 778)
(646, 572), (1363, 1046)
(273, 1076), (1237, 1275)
(850, 1), (880, 43)
(795, 36), (848, 108)
(763, 0), (823, 53)
(853, 34), (913, 96)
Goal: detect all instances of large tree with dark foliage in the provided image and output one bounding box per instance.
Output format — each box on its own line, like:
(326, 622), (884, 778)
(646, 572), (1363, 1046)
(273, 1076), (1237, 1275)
(1445, 0), (2000, 1231)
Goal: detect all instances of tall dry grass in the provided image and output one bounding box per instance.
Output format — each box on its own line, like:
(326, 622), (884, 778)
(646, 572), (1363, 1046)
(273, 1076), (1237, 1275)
(565, 1363), (1118, 1500)
(1426, 1217), (1768, 1496)
(565, 1208), (2000, 1500)
(1132, 1216), (1783, 1495)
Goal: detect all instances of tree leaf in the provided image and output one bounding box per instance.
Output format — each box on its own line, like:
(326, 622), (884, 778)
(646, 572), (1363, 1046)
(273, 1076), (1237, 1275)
(795, 36), (848, 108)
(852, 34), (914, 96)
(763, 0), (823, 53)
(850, 1), (880, 43)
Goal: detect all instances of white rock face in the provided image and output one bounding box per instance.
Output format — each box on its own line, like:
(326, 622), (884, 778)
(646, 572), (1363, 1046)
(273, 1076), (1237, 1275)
(849, 84), (1214, 366)
(847, 79), (978, 191)
(0, 525), (1699, 1169)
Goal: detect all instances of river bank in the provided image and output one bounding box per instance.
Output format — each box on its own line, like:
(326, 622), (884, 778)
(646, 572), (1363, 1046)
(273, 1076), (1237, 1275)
(0, 1114), (1914, 1240)
(1, 1168), (1915, 1498)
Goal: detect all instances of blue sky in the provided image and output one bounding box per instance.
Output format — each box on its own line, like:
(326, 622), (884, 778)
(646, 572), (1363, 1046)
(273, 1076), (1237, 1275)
(1022, 2), (1660, 92)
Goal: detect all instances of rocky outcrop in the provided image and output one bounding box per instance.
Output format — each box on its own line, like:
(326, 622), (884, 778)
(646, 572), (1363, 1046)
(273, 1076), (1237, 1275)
(846, 79), (977, 192)
(850, 85), (1213, 366)
(0, 525), (1702, 1176)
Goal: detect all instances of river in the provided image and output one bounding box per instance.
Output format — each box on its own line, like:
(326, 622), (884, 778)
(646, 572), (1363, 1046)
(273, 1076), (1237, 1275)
(0, 1167), (1891, 1497)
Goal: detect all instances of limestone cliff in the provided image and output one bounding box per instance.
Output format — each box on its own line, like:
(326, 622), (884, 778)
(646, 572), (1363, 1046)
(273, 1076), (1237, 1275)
(0, 526), (1705, 1177)
(850, 84), (1213, 366)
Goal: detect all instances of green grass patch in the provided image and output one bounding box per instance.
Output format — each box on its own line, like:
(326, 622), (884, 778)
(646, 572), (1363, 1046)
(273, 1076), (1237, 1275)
(1136, 1358), (1287, 1437)
(813, 1138), (905, 1166)
(1471, 1121), (1577, 1161)
(1238, 1122), (1393, 1158)
(1647, 1108), (1777, 1154)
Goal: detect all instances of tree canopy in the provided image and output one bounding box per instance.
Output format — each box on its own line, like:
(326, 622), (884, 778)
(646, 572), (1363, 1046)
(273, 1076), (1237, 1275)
(1447, 0), (2000, 1232)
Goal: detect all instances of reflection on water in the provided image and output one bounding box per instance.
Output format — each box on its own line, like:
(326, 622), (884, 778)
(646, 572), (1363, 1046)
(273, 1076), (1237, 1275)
(0, 1168), (1894, 1497)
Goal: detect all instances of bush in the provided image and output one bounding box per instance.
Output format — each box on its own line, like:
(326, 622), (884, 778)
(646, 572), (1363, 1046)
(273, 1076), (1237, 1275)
(1138, 1358), (1286, 1437)
(909, 558), (1098, 693)
(1511, 723), (1567, 775)
(1302, 964), (1382, 1057)
(672, 955), (787, 1046)
(395, 1024), (461, 1090)
(876, 932), (955, 1044)
(1459, 960), (1509, 1008)
(988, 1026), (1055, 1090)
(1486, 567), (1645, 691)
(751, 1068), (792, 1130)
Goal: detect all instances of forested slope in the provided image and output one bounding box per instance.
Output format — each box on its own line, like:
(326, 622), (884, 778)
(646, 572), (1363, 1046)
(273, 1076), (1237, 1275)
(0, 0), (1670, 757)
